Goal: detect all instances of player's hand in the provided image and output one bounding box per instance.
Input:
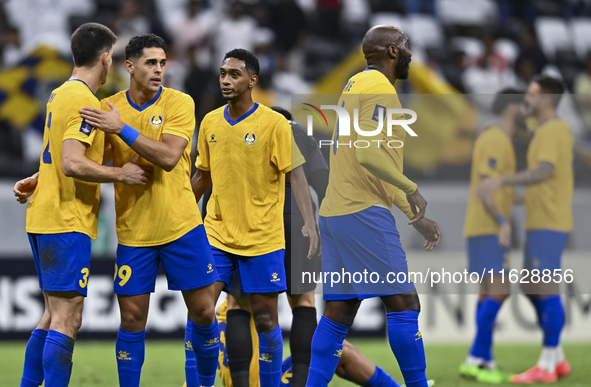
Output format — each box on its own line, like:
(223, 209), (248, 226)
(477, 177), (503, 199)
(301, 221), (319, 259)
(406, 189), (427, 225)
(13, 173), (39, 204)
(498, 222), (511, 248)
(80, 100), (125, 134)
(412, 217), (441, 251)
(120, 154), (151, 185)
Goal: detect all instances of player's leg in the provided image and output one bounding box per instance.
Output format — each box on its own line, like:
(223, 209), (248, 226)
(336, 340), (400, 387)
(21, 235), (50, 387)
(286, 293), (316, 387)
(160, 225), (221, 387)
(32, 232), (90, 387)
(225, 278), (254, 387)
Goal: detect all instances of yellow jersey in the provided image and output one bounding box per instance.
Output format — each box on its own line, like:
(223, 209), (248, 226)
(525, 119), (573, 232)
(196, 103), (305, 256)
(26, 79), (104, 238)
(319, 69), (411, 217)
(463, 127), (516, 238)
(216, 300), (260, 387)
(103, 87), (202, 246)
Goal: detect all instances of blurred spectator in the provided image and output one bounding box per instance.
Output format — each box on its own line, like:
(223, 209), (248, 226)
(476, 35), (509, 72)
(497, 0), (535, 26)
(442, 49), (467, 93)
(212, 0), (258, 71)
(515, 57), (536, 90)
(112, 0), (151, 44)
(268, 0), (307, 53)
(514, 28), (547, 76)
(405, 0), (436, 16)
(184, 45), (217, 121)
(272, 53), (312, 109)
(574, 53), (591, 137)
(172, 0), (215, 61)
(463, 35), (517, 94)
(162, 40), (187, 92)
(316, 0), (342, 38)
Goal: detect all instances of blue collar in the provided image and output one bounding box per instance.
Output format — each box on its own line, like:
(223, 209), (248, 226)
(126, 87), (162, 112)
(364, 67), (376, 71)
(67, 78), (94, 95)
(224, 103), (259, 126)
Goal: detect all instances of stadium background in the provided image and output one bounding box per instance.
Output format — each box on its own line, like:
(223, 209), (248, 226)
(0, 0), (590, 385)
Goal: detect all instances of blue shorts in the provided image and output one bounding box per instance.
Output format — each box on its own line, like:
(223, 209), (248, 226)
(467, 235), (509, 274)
(524, 230), (569, 271)
(319, 206), (416, 301)
(28, 232), (91, 296)
(214, 247), (287, 294)
(114, 225), (218, 295)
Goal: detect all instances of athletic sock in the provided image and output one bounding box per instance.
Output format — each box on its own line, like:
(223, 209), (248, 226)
(386, 311), (427, 387)
(306, 316), (349, 387)
(184, 319), (199, 387)
(540, 296), (564, 348)
(258, 325), (283, 387)
(538, 346), (557, 372)
(20, 329), (47, 387)
(529, 296), (543, 325)
(192, 318), (220, 387)
(556, 346), (565, 363)
(290, 307), (317, 387)
(42, 330), (75, 387)
(469, 297), (503, 362)
(226, 309), (253, 387)
(116, 327), (145, 387)
(364, 366), (400, 387)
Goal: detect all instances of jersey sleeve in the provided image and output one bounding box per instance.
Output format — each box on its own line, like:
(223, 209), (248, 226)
(162, 95), (196, 142)
(476, 132), (508, 177)
(195, 115), (210, 171)
(534, 124), (560, 166)
(272, 118), (305, 173)
(62, 94), (101, 146)
(393, 188), (415, 219)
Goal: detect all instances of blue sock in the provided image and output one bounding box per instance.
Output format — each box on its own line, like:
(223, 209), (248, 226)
(21, 329), (47, 387)
(116, 327), (145, 387)
(42, 330), (75, 387)
(540, 296), (564, 347)
(530, 296), (543, 325)
(364, 366), (400, 387)
(258, 325), (283, 387)
(306, 316), (349, 387)
(386, 311), (427, 387)
(185, 319), (199, 387)
(469, 297), (503, 361)
(191, 318), (220, 387)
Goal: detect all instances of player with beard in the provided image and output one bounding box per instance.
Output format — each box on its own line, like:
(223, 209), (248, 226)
(305, 26), (441, 387)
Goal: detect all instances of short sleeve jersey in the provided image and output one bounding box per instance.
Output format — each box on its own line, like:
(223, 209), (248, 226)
(196, 103), (305, 256)
(463, 127), (516, 238)
(103, 87), (202, 246)
(26, 79), (104, 238)
(319, 69), (408, 217)
(525, 119), (574, 232)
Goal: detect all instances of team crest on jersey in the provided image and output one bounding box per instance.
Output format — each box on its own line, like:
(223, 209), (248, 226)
(244, 130), (257, 145)
(150, 113), (163, 127)
(488, 157), (497, 169)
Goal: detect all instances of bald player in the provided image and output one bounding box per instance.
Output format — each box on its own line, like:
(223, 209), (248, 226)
(305, 26), (441, 387)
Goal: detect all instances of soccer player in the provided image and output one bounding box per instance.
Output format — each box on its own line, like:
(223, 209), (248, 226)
(478, 76), (573, 384)
(79, 34), (220, 387)
(191, 48), (319, 387)
(13, 23), (149, 387)
(306, 25), (441, 387)
(459, 89), (524, 384)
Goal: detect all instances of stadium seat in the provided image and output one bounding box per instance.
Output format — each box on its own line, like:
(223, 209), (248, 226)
(404, 15), (444, 50)
(535, 17), (572, 60)
(369, 12), (405, 31)
(494, 38), (520, 65)
(436, 0), (498, 26)
(449, 36), (485, 61)
(570, 18), (591, 60)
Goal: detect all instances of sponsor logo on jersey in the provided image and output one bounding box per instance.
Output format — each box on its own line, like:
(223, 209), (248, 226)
(207, 263), (214, 273)
(79, 119), (93, 136)
(209, 134), (217, 143)
(271, 272), (280, 282)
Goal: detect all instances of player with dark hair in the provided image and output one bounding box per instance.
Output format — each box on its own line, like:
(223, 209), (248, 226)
(79, 33), (220, 387)
(305, 25), (441, 387)
(479, 76), (573, 383)
(190, 48), (319, 387)
(13, 23), (149, 387)
(459, 89), (524, 384)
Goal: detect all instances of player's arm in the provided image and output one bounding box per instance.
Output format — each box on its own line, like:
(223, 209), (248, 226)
(191, 168), (211, 203)
(62, 139), (149, 184)
(287, 166), (319, 259)
(14, 172), (39, 204)
(102, 135), (113, 165)
(477, 174), (512, 248)
(80, 101), (188, 172)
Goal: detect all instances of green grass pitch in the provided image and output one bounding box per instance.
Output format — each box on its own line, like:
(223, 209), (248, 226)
(1, 340), (589, 386)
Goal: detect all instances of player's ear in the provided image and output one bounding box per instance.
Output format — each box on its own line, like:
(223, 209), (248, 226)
(249, 74), (258, 88)
(388, 45), (398, 60)
(124, 60), (134, 75)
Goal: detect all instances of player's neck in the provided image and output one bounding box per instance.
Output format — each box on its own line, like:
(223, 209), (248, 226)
(536, 107), (557, 125)
(227, 96), (255, 120)
(70, 67), (101, 94)
(366, 63), (396, 84)
(128, 82), (159, 107)
(497, 115), (515, 137)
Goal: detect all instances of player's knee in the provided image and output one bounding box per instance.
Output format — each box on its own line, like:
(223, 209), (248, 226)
(189, 304), (216, 326)
(120, 306), (148, 330)
(253, 311), (275, 333)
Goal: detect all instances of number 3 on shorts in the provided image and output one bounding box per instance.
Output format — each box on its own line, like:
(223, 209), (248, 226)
(79, 267), (89, 288)
(113, 264), (132, 286)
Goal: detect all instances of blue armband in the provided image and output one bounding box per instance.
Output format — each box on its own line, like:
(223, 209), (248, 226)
(496, 215), (507, 225)
(118, 124), (140, 146)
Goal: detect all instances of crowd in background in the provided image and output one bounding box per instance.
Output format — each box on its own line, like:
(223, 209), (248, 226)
(1, 0), (591, 182)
